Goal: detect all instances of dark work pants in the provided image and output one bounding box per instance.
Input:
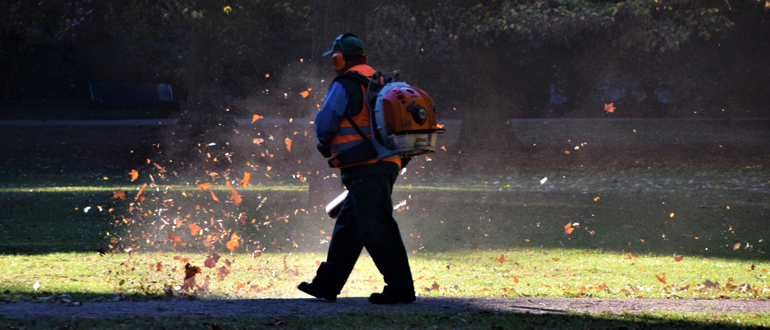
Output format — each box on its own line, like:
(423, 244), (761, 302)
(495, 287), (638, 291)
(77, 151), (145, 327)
(311, 169), (415, 296)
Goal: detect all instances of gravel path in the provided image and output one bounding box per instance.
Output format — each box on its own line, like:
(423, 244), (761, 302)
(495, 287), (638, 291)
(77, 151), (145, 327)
(2, 297), (769, 320)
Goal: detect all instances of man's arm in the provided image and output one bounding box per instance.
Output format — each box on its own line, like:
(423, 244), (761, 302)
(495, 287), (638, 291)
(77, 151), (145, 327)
(314, 81), (349, 157)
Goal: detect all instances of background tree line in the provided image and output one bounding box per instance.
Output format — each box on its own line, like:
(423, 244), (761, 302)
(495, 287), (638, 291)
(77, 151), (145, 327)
(1, 0), (768, 150)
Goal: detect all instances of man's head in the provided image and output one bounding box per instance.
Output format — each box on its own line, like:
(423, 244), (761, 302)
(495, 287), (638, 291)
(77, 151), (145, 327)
(323, 33), (366, 71)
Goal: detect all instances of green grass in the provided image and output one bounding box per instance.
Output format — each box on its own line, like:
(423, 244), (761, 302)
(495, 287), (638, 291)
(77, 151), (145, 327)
(2, 311), (769, 329)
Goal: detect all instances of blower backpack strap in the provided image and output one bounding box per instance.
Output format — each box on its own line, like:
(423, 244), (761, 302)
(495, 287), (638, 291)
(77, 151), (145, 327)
(327, 72), (378, 168)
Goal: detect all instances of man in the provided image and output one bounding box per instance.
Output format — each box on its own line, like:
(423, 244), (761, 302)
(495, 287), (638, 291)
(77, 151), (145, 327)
(297, 33), (416, 304)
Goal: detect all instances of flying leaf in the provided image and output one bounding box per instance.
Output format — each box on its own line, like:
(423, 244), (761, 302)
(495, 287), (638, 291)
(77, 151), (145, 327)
(211, 191), (219, 202)
(674, 256), (684, 262)
(299, 91), (309, 98)
(297, 173), (306, 183)
(135, 183), (147, 200)
(230, 186), (242, 206)
(204, 252), (221, 268)
(252, 114), (264, 123)
(240, 172), (251, 187)
(196, 183), (211, 190)
(733, 242), (741, 250)
(184, 263), (201, 281)
(189, 223), (201, 236)
(285, 137), (292, 152)
(153, 163), (167, 173)
(495, 254), (505, 264)
(112, 190), (126, 200)
(564, 222), (574, 235)
(604, 103), (615, 113)
(226, 233), (240, 251)
(513, 277), (519, 284)
(129, 169), (139, 182)
(655, 273), (666, 284)
(253, 138), (264, 145)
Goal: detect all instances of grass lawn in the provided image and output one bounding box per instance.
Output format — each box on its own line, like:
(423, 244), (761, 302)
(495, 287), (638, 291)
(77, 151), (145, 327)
(1, 124), (769, 328)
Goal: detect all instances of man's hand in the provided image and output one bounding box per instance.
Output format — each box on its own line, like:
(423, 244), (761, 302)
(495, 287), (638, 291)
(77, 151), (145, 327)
(317, 143), (332, 158)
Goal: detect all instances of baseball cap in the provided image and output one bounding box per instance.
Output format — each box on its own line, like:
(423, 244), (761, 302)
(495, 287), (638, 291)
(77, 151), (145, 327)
(322, 33), (366, 57)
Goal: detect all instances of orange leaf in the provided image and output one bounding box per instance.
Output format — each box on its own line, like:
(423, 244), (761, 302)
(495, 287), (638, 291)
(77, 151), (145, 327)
(655, 273), (666, 284)
(513, 277), (519, 284)
(251, 114), (263, 123)
(604, 103), (615, 113)
(593, 196), (600, 201)
(211, 191), (219, 202)
(135, 183), (147, 201)
(299, 90), (309, 98)
(112, 190), (126, 200)
(189, 223), (201, 236)
(129, 169), (139, 182)
(733, 242), (741, 250)
(230, 186), (242, 207)
(153, 163), (167, 173)
(226, 233), (240, 251)
(196, 183), (211, 190)
(253, 138), (264, 145)
(240, 172), (251, 187)
(674, 256), (684, 262)
(552, 258), (560, 261)
(285, 137), (292, 152)
(297, 173), (306, 183)
(495, 254), (505, 264)
(184, 263), (201, 281)
(564, 222), (574, 235)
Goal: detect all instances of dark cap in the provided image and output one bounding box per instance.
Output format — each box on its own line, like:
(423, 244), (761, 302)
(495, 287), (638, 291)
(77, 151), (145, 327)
(322, 33), (365, 57)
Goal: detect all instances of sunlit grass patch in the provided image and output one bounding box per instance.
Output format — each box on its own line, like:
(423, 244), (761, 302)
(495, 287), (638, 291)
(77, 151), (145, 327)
(2, 249), (768, 303)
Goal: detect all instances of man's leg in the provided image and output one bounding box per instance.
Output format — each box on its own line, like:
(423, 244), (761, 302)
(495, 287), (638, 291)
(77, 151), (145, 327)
(304, 193), (364, 297)
(347, 173), (415, 300)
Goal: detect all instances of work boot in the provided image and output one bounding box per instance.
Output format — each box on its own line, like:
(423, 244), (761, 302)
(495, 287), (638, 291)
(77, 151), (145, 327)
(298, 282), (337, 301)
(368, 286), (416, 304)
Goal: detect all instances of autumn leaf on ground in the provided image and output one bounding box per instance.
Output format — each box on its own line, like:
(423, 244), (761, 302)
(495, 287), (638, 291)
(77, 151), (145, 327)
(230, 186), (242, 206)
(240, 172), (251, 187)
(431, 282), (440, 291)
(704, 279), (719, 288)
(252, 114), (264, 123)
(604, 103), (615, 113)
(513, 277), (519, 284)
(211, 191), (220, 202)
(655, 273), (666, 284)
(217, 266), (231, 280)
(674, 256), (684, 262)
(112, 190), (126, 200)
(253, 138), (264, 145)
(299, 90), (309, 98)
(189, 223), (202, 236)
(129, 169), (139, 182)
(564, 222), (574, 235)
(495, 254), (505, 264)
(135, 183), (147, 200)
(196, 183), (211, 190)
(226, 233), (240, 251)
(155, 262), (162, 272)
(285, 137), (292, 152)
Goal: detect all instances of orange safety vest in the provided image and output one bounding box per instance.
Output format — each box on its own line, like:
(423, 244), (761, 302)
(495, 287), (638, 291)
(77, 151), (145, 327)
(329, 64), (401, 169)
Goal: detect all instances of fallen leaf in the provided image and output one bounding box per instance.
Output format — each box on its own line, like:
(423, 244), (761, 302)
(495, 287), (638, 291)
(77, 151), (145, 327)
(604, 103), (615, 113)
(495, 254), (505, 264)
(655, 273), (666, 284)
(196, 183), (211, 190)
(299, 90), (309, 98)
(674, 256), (684, 262)
(513, 277), (519, 284)
(211, 191), (219, 202)
(189, 223), (202, 236)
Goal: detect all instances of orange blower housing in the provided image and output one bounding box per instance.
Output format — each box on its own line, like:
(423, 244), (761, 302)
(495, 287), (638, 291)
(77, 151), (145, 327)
(379, 86), (438, 135)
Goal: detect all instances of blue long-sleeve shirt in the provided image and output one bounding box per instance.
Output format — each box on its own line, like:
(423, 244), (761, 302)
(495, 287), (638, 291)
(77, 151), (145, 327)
(314, 81), (349, 147)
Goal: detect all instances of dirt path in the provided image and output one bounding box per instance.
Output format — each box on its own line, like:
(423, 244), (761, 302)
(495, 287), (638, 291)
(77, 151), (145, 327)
(2, 297), (769, 320)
